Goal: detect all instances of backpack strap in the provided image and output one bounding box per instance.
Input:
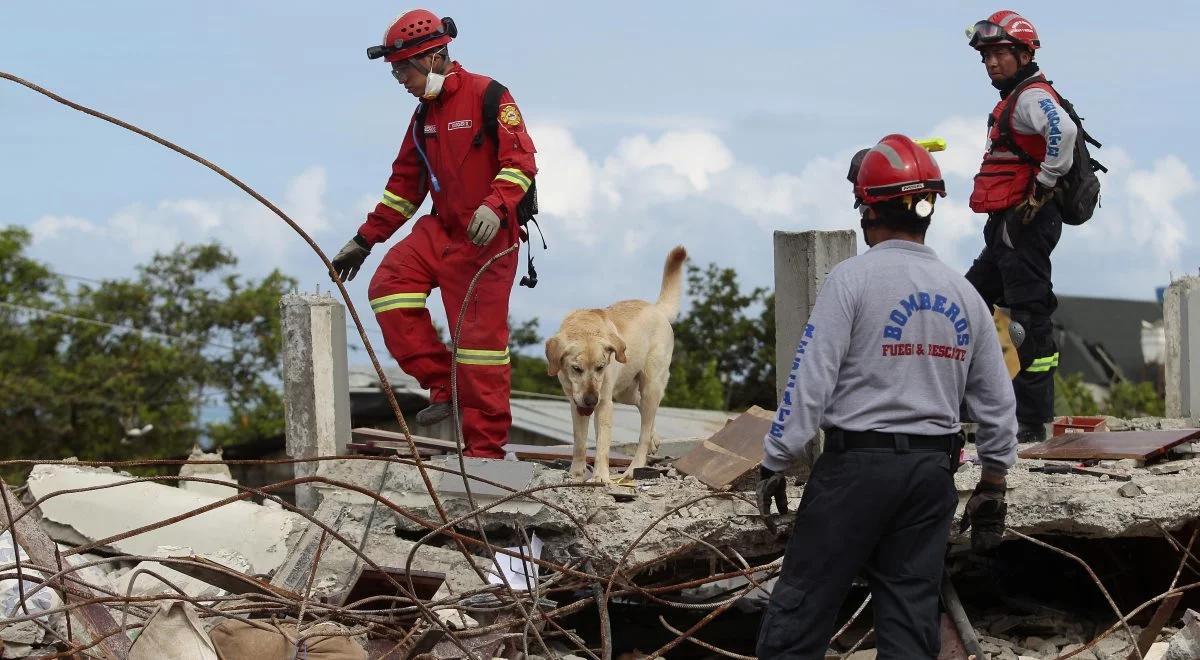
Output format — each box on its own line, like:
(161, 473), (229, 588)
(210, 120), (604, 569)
(996, 75), (1045, 165)
(473, 79), (508, 147)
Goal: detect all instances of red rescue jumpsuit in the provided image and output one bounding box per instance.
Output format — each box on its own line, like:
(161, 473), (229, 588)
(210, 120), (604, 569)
(359, 62), (538, 458)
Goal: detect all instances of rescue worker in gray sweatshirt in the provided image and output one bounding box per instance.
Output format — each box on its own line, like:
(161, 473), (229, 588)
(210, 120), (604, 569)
(756, 134), (1017, 660)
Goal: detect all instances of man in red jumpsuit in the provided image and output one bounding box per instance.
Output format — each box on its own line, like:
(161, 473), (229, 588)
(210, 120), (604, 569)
(331, 9), (538, 458)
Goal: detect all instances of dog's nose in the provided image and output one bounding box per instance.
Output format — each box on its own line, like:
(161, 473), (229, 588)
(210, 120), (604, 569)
(582, 393), (598, 408)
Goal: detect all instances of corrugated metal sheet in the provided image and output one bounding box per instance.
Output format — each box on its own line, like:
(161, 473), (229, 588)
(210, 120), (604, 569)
(349, 366), (734, 446)
(508, 398), (733, 446)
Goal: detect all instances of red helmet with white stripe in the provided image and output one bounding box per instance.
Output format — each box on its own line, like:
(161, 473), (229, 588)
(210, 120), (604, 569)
(968, 10), (1040, 51)
(854, 134), (946, 211)
(367, 9), (457, 62)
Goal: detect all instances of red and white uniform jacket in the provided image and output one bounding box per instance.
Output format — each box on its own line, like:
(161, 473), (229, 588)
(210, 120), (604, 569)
(970, 73), (1078, 213)
(357, 62), (538, 245)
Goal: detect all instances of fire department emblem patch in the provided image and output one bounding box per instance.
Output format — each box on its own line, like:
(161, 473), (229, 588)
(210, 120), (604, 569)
(499, 104), (522, 127)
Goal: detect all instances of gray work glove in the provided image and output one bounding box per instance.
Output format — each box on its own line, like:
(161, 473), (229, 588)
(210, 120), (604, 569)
(960, 479), (1007, 553)
(467, 205), (501, 247)
(756, 465), (789, 517)
(1014, 181), (1054, 225)
(331, 234), (371, 282)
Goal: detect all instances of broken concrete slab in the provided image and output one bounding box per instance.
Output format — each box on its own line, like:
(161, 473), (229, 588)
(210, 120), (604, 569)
(315, 456), (601, 535)
(952, 458), (1200, 539)
(26, 464), (308, 575)
(296, 496), (489, 600)
(177, 445), (238, 499)
(114, 548), (252, 599)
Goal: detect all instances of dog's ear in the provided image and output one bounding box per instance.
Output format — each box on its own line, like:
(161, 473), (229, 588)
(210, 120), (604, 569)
(605, 325), (628, 364)
(545, 336), (564, 376)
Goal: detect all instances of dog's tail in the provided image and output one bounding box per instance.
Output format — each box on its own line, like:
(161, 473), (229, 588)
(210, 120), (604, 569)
(655, 246), (688, 322)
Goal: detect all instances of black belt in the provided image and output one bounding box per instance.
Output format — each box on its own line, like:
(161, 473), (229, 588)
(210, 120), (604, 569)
(825, 427), (960, 454)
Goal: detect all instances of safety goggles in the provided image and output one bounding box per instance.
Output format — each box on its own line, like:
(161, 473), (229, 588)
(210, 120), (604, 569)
(966, 20), (1008, 49)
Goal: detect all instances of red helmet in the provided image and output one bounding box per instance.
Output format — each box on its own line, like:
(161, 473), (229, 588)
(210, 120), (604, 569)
(854, 134), (946, 210)
(968, 10), (1040, 51)
(367, 9), (457, 63)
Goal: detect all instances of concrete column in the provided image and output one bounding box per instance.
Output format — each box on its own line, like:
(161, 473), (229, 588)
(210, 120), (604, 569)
(774, 230), (858, 401)
(773, 230), (856, 473)
(281, 293), (351, 512)
(1165, 276), (1200, 418)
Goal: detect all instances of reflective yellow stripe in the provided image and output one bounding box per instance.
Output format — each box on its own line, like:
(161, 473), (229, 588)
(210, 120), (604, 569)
(1026, 352), (1060, 373)
(456, 347), (511, 365)
(494, 168), (531, 192)
(381, 190), (417, 218)
(370, 292), (426, 313)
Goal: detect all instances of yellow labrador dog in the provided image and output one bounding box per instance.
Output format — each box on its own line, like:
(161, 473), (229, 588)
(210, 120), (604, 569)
(545, 246), (687, 482)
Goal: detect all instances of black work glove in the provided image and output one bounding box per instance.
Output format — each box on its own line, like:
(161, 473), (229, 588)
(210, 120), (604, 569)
(331, 234), (371, 282)
(960, 479), (1007, 553)
(756, 465), (789, 517)
(1014, 182), (1054, 225)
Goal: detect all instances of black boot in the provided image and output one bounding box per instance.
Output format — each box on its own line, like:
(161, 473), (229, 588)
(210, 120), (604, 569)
(415, 401), (452, 426)
(1017, 422), (1047, 444)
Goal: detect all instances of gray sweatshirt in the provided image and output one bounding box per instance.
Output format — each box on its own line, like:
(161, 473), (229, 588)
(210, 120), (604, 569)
(762, 240), (1017, 476)
(995, 75), (1079, 188)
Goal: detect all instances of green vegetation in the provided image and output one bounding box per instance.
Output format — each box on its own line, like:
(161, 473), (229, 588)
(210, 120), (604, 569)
(0, 226), (294, 477)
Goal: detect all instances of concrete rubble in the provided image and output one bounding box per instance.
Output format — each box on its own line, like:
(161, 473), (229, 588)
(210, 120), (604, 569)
(25, 463), (307, 576)
(2, 415), (1199, 658)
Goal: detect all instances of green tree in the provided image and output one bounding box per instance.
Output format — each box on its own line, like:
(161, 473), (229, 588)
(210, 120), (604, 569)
(1054, 372), (1100, 416)
(507, 317), (560, 396)
(1104, 380), (1165, 418)
(0, 228), (294, 477)
(662, 358), (725, 410)
(670, 263), (774, 410)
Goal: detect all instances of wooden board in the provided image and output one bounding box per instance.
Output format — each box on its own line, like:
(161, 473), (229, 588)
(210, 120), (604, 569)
(672, 407), (772, 489)
(504, 443), (633, 467)
(348, 441), (442, 458)
(1018, 429), (1200, 461)
(352, 427), (457, 452)
(350, 427), (633, 466)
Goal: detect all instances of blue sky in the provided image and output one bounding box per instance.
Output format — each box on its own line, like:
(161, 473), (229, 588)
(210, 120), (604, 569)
(3, 2), (1197, 358)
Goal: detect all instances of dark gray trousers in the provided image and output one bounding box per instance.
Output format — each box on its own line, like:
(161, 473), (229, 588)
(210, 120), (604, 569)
(756, 448), (958, 659)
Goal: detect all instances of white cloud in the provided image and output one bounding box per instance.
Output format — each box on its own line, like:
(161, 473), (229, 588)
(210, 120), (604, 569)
(23, 168), (336, 279)
(926, 116), (986, 181)
(283, 166), (331, 233)
(30, 215), (98, 243)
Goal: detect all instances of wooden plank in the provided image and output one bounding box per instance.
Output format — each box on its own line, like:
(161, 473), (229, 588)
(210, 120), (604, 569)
(504, 443), (633, 468)
(348, 441), (442, 458)
(673, 407), (773, 489)
(353, 427), (458, 452)
(1, 482), (131, 659)
(167, 555), (298, 599)
(340, 566), (445, 625)
(351, 427), (634, 467)
(271, 501), (349, 593)
(1128, 592), (1182, 659)
(1018, 429), (1200, 461)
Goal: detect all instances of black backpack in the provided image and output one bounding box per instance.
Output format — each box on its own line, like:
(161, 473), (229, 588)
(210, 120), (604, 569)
(414, 80), (545, 287)
(997, 77), (1107, 226)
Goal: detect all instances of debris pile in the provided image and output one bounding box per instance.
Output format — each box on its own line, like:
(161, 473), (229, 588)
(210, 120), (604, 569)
(0, 413), (1198, 658)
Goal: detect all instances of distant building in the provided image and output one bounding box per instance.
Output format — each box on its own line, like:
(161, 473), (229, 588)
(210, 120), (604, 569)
(1054, 295), (1163, 388)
